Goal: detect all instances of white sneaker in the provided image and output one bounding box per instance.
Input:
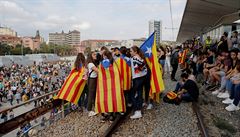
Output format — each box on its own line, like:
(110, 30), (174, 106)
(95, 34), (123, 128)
(88, 111), (97, 117)
(217, 92), (223, 97)
(225, 104), (240, 111)
(212, 90), (220, 95)
(222, 98), (233, 104)
(146, 104), (153, 110)
(130, 111), (142, 119)
(217, 92), (229, 99)
(127, 103), (132, 107)
(142, 103), (147, 107)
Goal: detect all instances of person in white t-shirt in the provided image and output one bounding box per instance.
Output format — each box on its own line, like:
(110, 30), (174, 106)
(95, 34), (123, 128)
(86, 51), (98, 117)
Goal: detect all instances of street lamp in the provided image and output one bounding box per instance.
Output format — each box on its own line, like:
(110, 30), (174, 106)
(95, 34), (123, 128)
(21, 40), (23, 56)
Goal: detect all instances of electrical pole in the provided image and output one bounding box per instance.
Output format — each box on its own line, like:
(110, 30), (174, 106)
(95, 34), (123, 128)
(169, 0), (174, 41)
(21, 40), (23, 56)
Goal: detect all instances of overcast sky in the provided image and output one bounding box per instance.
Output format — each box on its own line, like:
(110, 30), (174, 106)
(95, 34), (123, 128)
(0, 0), (187, 41)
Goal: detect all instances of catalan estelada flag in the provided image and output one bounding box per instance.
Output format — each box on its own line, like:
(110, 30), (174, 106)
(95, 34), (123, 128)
(140, 32), (165, 102)
(95, 59), (126, 113)
(179, 49), (188, 64)
(115, 56), (132, 91)
(57, 67), (86, 104)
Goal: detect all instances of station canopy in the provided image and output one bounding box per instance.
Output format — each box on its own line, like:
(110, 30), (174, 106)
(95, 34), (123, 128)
(177, 0), (240, 42)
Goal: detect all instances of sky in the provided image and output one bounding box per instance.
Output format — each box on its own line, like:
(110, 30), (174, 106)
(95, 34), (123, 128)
(0, 0), (187, 41)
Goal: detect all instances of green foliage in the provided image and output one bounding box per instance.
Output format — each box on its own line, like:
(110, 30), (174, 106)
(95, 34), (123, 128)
(38, 43), (75, 56)
(0, 43), (32, 55)
(84, 47), (91, 54)
(0, 42), (75, 56)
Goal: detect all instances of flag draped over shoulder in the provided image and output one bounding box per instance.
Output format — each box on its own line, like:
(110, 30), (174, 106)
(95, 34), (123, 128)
(115, 56), (132, 91)
(179, 49), (187, 64)
(140, 32), (165, 101)
(95, 60), (126, 113)
(57, 67), (86, 104)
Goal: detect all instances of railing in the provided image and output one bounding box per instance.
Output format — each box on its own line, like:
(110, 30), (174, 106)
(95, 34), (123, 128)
(0, 90), (59, 114)
(0, 90), (70, 136)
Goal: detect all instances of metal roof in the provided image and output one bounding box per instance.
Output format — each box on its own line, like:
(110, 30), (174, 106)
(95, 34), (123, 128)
(177, 0), (240, 42)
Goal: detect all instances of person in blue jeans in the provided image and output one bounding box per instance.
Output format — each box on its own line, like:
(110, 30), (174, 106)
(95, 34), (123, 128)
(130, 46), (147, 119)
(224, 83), (240, 111)
(223, 61), (240, 111)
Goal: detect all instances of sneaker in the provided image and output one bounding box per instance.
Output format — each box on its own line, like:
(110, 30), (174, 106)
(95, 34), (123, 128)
(88, 111), (97, 117)
(217, 92), (229, 99)
(127, 103), (132, 107)
(225, 104), (240, 111)
(146, 104), (153, 110)
(142, 102), (147, 107)
(130, 111), (142, 119)
(222, 98), (233, 104)
(212, 90), (220, 95)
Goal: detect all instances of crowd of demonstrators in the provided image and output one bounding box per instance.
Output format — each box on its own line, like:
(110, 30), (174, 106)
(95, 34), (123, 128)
(0, 61), (71, 109)
(168, 31), (240, 111)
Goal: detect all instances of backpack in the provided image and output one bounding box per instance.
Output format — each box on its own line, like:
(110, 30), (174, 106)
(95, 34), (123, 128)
(163, 91), (181, 105)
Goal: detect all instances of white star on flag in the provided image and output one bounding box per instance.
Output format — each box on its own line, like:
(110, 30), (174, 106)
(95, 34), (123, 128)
(145, 47), (152, 57)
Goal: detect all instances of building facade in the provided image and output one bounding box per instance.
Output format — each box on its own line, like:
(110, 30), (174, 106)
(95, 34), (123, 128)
(81, 40), (119, 50)
(0, 27), (17, 37)
(149, 20), (162, 45)
(49, 31), (67, 45)
(21, 30), (44, 50)
(120, 38), (146, 48)
(49, 30), (80, 46)
(0, 35), (21, 47)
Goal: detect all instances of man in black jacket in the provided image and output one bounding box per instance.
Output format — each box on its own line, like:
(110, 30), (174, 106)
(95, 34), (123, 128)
(170, 46), (180, 81)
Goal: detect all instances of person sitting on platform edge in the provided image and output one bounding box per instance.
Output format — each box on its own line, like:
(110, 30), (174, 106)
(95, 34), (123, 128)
(177, 73), (199, 102)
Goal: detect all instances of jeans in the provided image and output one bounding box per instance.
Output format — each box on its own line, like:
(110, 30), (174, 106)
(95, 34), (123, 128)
(226, 79), (233, 92)
(181, 92), (194, 102)
(144, 71), (151, 103)
(78, 85), (88, 109)
(175, 82), (183, 92)
(171, 64), (178, 79)
(87, 78), (97, 111)
(219, 71), (226, 91)
(160, 60), (165, 68)
(233, 84), (240, 106)
(131, 76), (144, 111)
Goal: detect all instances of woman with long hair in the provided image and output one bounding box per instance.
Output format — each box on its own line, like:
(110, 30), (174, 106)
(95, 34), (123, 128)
(74, 53), (88, 111)
(130, 46), (147, 119)
(86, 51), (98, 117)
(74, 53), (85, 71)
(158, 46), (166, 77)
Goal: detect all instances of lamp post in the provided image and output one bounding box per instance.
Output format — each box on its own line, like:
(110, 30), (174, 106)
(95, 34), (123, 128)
(21, 40), (23, 56)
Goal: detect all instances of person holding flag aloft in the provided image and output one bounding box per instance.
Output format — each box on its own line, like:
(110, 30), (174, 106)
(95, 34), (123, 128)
(130, 46), (147, 119)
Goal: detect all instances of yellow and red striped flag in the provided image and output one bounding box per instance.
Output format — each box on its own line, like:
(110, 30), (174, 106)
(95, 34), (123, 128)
(140, 32), (165, 102)
(115, 56), (132, 91)
(57, 67), (86, 104)
(179, 49), (188, 64)
(95, 60), (126, 113)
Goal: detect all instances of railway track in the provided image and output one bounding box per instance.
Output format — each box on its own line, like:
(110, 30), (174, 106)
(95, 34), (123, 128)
(192, 102), (209, 137)
(102, 102), (209, 137)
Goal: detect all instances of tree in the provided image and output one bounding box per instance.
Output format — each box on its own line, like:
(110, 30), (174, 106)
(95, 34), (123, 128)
(84, 47), (91, 55)
(0, 43), (11, 55)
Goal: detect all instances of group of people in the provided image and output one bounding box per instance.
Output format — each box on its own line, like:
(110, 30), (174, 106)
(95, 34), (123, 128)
(0, 61), (71, 122)
(72, 46), (154, 120)
(169, 31), (240, 112)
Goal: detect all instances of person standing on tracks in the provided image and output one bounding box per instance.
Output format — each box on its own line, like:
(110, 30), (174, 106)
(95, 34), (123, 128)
(86, 51), (98, 117)
(130, 46), (147, 119)
(177, 73), (199, 102)
(170, 46), (181, 81)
